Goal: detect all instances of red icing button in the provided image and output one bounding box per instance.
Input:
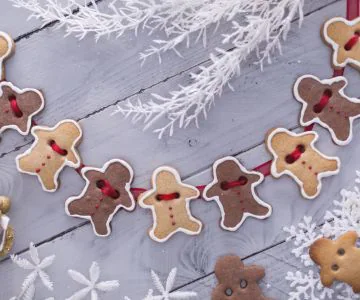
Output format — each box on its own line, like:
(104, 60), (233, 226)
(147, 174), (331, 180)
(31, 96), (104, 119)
(47, 155), (51, 159)
(172, 222), (176, 226)
(308, 166), (312, 170)
(35, 168), (41, 173)
(168, 206), (173, 210)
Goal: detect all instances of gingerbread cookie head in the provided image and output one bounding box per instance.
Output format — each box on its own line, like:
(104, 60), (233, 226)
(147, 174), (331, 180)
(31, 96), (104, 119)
(65, 159), (135, 237)
(266, 128), (340, 199)
(16, 119), (82, 192)
(212, 255), (270, 300)
(323, 17), (360, 69)
(0, 32), (15, 81)
(0, 82), (45, 135)
(294, 75), (360, 146)
(204, 157), (271, 231)
(309, 231), (360, 293)
(138, 166), (202, 242)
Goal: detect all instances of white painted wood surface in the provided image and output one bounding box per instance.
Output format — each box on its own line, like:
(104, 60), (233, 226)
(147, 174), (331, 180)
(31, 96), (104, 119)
(1, 0), (358, 299)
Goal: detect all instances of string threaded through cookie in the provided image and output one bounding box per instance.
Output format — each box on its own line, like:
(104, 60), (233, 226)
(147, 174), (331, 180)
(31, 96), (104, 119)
(8, 95), (23, 118)
(156, 192), (180, 201)
(313, 89), (332, 113)
(49, 140), (68, 156)
(221, 176), (248, 190)
(344, 31), (360, 51)
(286, 144), (305, 164)
(96, 179), (120, 199)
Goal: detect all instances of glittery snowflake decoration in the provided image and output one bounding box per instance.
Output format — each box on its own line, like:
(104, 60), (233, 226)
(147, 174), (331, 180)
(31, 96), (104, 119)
(124, 268), (197, 300)
(284, 171), (360, 300)
(10, 242), (55, 300)
(66, 261), (120, 300)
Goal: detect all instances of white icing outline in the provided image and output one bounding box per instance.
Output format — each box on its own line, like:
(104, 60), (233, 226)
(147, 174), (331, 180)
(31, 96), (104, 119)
(0, 214), (9, 252)
(65, 159), (135, 237)
(323, 17), (360, 69)
(203, 156), (272, 231)
(15, 119), (83, 193)
(267, 128), (341, 199)
(138, 166), (202, 243)
(294, 75), (360, 146)
(0, 81), (45, 135)
(0, 32), (14, 80)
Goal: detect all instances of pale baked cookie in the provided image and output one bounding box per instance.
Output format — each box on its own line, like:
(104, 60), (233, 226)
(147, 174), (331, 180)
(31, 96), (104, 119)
(266, 128), (340, 199)
(65, 159), (135, 237)
(310, 231), (360, 293)
(0, 196), (14, 256)
(294, 75), (360, 146)
(212, 255), (271, 300)
(0, 82), (45, 135)
(204, 156), (272, 231)
(0, 32), (15, 81)
(323, 17), (360, 70)
(16, 119), (82, 192)
(138, 166), (202, 242)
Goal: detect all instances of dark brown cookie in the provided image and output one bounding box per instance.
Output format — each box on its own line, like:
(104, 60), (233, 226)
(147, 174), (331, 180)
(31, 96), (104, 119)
(65, 159), (135, 237)
(212, 255), (270, 300)
(294, 75), (360, 145)
(0, 82), (44, 135)
(204, 157), (271, 231)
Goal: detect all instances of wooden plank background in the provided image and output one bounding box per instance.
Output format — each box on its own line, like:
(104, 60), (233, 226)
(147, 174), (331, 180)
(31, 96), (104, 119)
(1, 0), (358, 299)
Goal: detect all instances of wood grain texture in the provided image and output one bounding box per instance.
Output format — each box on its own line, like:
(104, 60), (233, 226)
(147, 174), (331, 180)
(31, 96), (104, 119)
(0, 0), (357, 299)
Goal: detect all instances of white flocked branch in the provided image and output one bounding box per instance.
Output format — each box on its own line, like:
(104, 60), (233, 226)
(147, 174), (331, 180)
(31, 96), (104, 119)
(11, 0), (305, 138)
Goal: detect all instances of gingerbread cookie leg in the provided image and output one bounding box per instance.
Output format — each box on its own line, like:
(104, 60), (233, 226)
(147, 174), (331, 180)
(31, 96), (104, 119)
(139, 166), (202, 243)
(266, 128), (340, 199)
(204, 157), (271, 231)
(16, 120), (82, 192)
(0, 32), (15, 81)
(65, 159), (135, 237)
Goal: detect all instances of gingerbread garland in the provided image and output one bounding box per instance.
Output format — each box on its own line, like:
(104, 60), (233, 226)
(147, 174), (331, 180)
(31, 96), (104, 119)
(204, 157), (272, 231)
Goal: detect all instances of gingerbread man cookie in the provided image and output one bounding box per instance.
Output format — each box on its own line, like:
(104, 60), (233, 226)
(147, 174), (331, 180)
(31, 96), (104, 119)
(16, 119), (82, 192)
(212, 255), (270, 300)
(323, 17), (360, 70)
(204, 157), (272, 231)
(65, 159), (135, 237)
(0, 32), (15, 81)
(0, 196), (14, 256)
(310, 231), (360, 293)
(0, 82), (45, 135)
(266, 128), (340, 199)
(294, 75), (360, 146)
(138, 166), (202, 242)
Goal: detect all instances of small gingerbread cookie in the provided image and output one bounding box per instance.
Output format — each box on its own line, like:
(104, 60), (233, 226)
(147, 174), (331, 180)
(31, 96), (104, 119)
(212, 255), (270, 300)
(65, 159), (135, 237)
(323, 17), (360, 70)
(204, 157), (272, 231)
(266, 128), (340, 199)
(0, 32), (15, 81)
(294, 75), (360, 146)
(0, 196), (14, 256)
(16, 119), (82, 192)
(138, 166), (202, 242)
(310, 231), (360, 293)
(0, 82), (45, 135)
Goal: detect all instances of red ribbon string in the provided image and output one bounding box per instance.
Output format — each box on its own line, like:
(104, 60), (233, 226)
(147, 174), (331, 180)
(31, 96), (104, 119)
(347, 0), (360, 20)
(221, 177), (248, 190)
(313, 89), (332, 113)
(9, 96), (23, 118)
(345, 33), (359, 51)
(286, 146), (304, 164)
(97, 180), (119, 199)
(49, 140), (68, 156)
(156, 192), (179, 201)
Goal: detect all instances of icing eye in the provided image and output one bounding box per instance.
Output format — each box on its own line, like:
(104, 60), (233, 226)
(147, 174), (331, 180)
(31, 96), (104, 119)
(238, 176), (248, 185)
(337, 248), (345, 256)
(331, 264), (339, 271)
(240, 279), (248, 289)
(225, 288), (233, 296)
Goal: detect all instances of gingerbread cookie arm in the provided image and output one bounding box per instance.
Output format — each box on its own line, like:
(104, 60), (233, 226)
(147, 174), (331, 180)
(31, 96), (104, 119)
(65, 159), (135, 237)
(204, 156), (272, 231)
(267, 128), (340, 199)
(0, 32), (15, 81)
(138, 166), (202, 243)
(323, 17), (360, 69)
(294, 75), (360, 145)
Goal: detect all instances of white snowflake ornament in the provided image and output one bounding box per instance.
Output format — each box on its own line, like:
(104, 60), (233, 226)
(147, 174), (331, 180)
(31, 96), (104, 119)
(10, 242), (55, 300)
(66, 261), (119, 300)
